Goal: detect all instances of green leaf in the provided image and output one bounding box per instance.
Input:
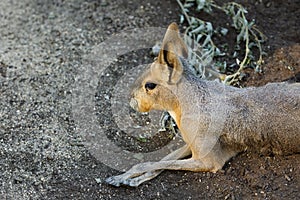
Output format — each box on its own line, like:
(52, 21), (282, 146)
(180, 14), (185, 24)
(191, 24), (205, 33)
(202, 35), (212, 46)
(184, 3), (194, 8)
(196, 34), (203, 42)
(220, 27), (228, 36)
(196, 0), (205, 10)
(215, 48), (225, 56)
(232, 51), (238, 58)
(206, 22), (213, 34)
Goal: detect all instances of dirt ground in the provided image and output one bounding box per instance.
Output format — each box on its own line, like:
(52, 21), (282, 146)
(0, 0), (299, 199)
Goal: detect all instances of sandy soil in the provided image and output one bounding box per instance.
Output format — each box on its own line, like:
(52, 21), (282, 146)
(0, 0), (299, 199)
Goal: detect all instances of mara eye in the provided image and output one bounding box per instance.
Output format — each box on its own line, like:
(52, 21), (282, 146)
(145, 82), (157, 90)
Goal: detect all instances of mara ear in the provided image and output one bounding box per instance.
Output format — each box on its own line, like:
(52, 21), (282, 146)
(152, 22), (188, 84)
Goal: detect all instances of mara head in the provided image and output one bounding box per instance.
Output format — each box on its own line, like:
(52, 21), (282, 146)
(130, 22), (188, 113)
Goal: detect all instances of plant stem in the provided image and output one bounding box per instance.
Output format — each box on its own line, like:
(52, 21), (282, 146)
(176, 0), (192, 26)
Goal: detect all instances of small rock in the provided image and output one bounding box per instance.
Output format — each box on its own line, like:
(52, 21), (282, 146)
(48, 12), (56, 19)
(100, 0), (108, 7)
(95, 178), (102, 183)
(284, 174), (291, 181)
(133, 153), (144, 160)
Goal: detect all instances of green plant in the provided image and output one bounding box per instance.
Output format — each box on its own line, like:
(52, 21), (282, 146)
(159, 0), (266, 135)
(177, 0), (266, 85)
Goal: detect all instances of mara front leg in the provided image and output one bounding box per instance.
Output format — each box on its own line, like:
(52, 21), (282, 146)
(106, 144), (192, 187)
(106, 158), (214, 187)
(105, 141), (233, 187)
(105, 138), (236, 187)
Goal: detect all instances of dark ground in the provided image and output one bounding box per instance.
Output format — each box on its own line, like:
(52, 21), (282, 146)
(0, 0), (299, 199)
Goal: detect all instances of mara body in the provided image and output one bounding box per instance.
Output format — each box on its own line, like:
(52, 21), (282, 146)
(105, 22), (300, 187)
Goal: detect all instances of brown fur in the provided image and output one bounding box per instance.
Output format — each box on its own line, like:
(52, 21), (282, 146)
(106, 22), (300, 187)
